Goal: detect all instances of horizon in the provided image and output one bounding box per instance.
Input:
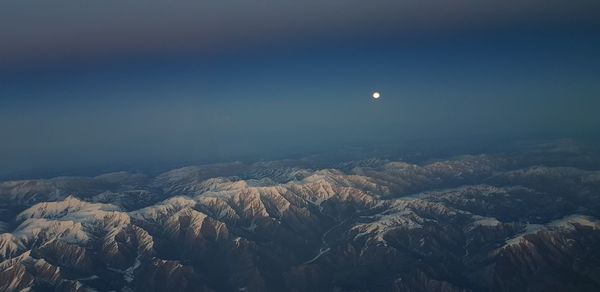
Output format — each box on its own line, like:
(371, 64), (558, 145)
(1, 1), (600, 179)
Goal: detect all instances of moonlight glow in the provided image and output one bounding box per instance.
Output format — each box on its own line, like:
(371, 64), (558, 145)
(372, 92), (380, 99)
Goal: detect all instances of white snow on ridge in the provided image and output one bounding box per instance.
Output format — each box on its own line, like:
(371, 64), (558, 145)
(17, 196), (122, 221)
(13, 219), (89, 244)
(503, 215), (599, 247)
(547, 215), (600, 230)
(0, 197), (131, 249)
(352, 208), (424, 242)
(471, 216), (502, 227)
(129, 196), (196, 222)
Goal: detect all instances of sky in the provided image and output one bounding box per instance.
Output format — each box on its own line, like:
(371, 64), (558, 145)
(1, 0), (599, 178)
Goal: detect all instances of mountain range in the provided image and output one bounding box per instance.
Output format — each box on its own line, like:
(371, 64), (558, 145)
(1, 140), (599, 291)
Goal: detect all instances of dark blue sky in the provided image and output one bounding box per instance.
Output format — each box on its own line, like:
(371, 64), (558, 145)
(1, 0), (599, 178)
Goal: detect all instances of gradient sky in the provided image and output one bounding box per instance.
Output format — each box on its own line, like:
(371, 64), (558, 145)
(1, 0), (599, 178)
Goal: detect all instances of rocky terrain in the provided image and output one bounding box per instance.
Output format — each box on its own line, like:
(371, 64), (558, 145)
(0, 140), (599, 291)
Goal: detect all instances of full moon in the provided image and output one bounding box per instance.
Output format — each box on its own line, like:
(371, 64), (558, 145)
(372, 92), (381, 99)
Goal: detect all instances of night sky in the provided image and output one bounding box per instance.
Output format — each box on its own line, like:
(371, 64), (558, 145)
(1, 0), (599, 178)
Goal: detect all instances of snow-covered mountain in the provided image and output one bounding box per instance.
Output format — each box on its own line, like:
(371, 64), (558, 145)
(1, 148), (600, 291)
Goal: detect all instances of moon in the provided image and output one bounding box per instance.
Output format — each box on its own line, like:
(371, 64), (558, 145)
(372, 92), (381, 100)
